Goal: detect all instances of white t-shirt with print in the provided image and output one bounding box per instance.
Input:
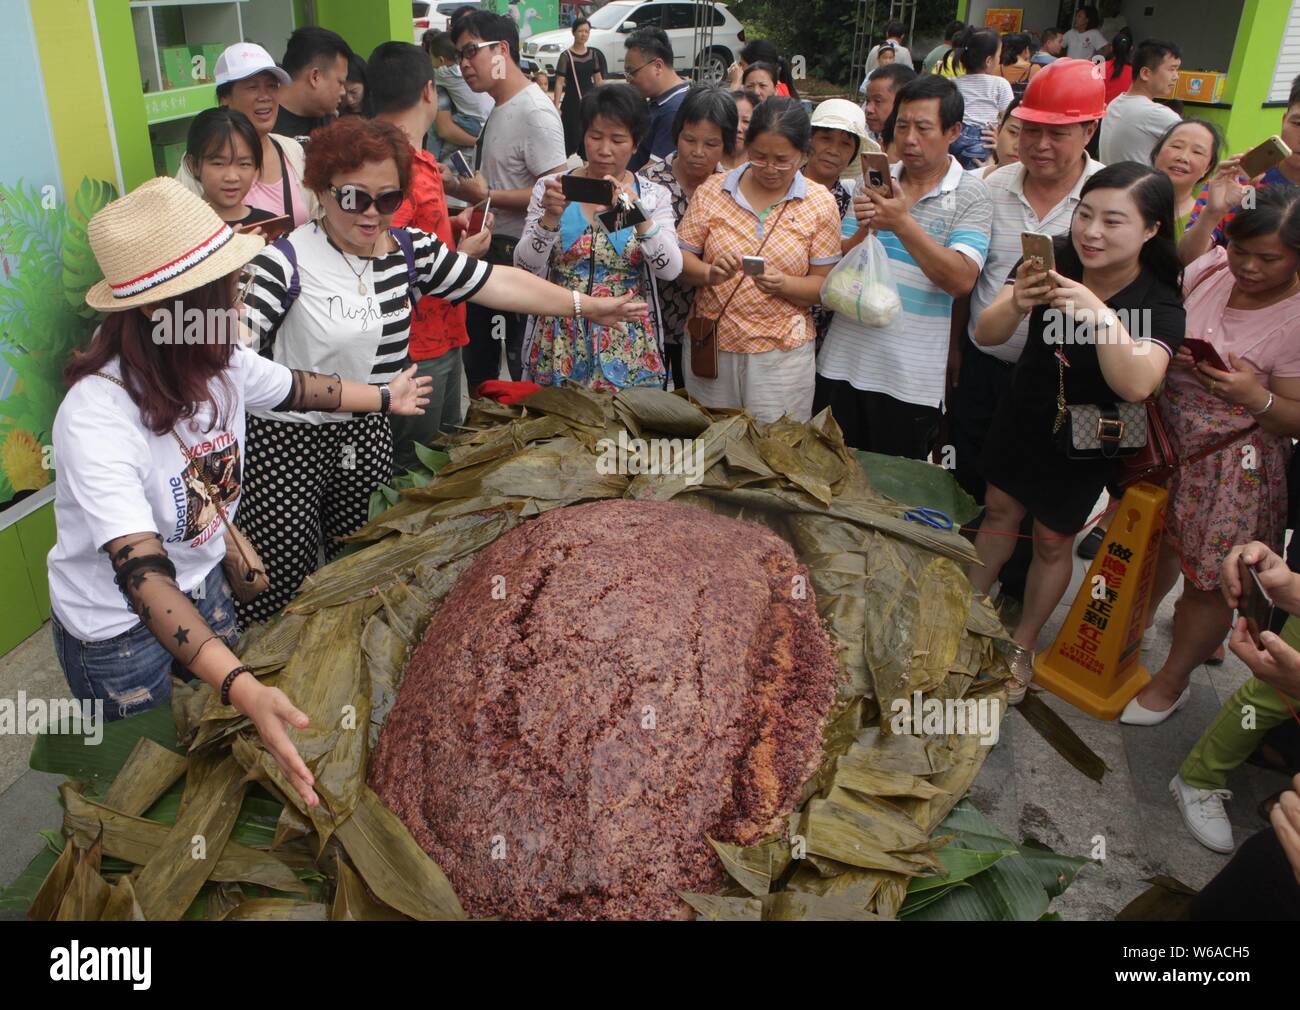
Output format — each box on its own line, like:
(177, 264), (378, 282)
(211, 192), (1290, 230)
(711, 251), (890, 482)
(47, 346), (292, 641)
(1063, 29), (1108, 61)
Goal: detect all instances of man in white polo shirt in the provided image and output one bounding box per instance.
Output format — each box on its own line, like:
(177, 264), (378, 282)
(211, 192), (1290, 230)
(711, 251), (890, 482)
(817, 75), (991, 460)
(951, 58), (1106, 505)
(1100, 39), (1182, 165)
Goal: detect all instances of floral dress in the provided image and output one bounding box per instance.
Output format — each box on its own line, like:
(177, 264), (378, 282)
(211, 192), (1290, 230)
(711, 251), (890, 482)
(524, 203), (662, 390)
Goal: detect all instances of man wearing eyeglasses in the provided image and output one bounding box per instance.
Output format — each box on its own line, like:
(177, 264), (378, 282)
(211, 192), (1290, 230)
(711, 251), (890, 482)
(446, 11), (566, 390)
(623, 28), (690, 173)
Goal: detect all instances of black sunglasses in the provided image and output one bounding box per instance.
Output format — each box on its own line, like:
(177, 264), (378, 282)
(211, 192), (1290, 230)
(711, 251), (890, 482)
(330, 184), (404, 215)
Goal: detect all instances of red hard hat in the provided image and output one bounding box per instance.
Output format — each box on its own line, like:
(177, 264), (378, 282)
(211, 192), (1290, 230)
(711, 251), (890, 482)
(1012, 58), (1107, 125)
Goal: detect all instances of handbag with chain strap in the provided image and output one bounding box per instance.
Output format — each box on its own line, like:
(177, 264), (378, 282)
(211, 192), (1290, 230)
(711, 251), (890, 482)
(93, 372), (269, 602)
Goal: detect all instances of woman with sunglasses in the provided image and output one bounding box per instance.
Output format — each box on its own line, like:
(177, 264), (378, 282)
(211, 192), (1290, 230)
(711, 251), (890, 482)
(50, 177), (434, 808)
(237, 117), (646, 625)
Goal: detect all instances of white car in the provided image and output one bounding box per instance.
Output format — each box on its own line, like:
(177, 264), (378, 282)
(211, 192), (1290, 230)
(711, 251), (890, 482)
(413, 1), (483, 43)
(522, 1), (744, 84)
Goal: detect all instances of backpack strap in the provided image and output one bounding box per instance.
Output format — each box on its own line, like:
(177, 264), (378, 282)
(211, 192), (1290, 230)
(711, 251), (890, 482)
(389, 226), (419, 304)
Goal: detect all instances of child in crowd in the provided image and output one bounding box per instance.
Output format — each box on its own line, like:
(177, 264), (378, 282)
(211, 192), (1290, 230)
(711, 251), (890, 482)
(184, 107), (278, 230)
(422, 29), (494, 164)
(950, 29), (1013, 169)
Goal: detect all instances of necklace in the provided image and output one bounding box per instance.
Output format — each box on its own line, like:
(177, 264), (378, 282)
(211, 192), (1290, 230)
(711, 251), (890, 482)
(325, 221), (378, 294)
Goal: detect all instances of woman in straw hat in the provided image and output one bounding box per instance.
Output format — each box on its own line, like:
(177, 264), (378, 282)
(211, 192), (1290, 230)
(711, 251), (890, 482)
(236, 116), (646, 625)
(48, 177), (441, 806)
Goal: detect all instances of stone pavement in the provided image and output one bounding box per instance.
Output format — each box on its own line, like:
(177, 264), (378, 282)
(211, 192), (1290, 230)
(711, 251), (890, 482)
(1, 543), (1291, 919)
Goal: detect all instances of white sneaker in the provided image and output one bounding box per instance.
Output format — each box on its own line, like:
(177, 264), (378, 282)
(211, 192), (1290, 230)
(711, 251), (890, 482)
(1169, 774), (1234, 853)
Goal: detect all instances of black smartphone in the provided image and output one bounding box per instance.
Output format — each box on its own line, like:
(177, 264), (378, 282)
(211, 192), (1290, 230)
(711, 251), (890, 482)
(561, 174), (617, 206)
(1237, 558), (1275, 648)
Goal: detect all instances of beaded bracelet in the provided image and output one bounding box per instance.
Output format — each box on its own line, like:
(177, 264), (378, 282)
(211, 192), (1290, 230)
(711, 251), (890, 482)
(221, 665), (254, 707)
(572, 289), (583, 321)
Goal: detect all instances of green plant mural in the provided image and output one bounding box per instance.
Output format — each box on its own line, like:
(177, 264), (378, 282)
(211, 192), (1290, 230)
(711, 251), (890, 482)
(0, 177), (115, 506)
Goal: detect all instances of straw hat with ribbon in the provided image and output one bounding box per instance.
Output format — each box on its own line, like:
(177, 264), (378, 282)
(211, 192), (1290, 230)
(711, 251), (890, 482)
(84, 176), (265, 312)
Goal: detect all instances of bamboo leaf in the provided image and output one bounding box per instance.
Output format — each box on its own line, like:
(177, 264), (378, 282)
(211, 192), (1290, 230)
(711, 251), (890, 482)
(761, 891), (881, 921)
(222, 898), (329, 921)
(59, 783), (305, 894)
(706, 837), (789, 897)
(331, 851), (408, 921)
(1016, 691), (1108, 782)
(26, 833), (77, 921)
(103, 738), (188, 816)
(335, 786), (465, 921)
(101, 876), (146, 921)
(679, 892), (763, 920)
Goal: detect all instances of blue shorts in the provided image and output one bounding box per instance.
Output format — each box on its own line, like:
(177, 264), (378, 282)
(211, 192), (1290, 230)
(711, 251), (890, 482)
(52, 564), (239, 722)
(950, 122), (990, 170)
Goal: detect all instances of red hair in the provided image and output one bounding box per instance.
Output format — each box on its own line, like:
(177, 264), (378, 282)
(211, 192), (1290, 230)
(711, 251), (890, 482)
(303, 117), (412, 195)
(65, 276), (237, 435)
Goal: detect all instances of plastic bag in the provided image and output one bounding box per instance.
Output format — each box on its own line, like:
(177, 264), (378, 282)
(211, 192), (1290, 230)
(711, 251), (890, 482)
(819, 234), (902, 327)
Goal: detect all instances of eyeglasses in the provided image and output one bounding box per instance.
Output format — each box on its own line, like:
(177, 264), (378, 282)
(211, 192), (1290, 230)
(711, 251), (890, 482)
(624, 58), (659, 78)
(330, 185), (405, 215)
(457, 40), (500, 63)
(747, 154), (798, 170)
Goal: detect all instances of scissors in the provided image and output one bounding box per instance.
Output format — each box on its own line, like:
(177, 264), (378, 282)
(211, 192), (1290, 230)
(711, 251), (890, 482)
(902, 506), (954, 531)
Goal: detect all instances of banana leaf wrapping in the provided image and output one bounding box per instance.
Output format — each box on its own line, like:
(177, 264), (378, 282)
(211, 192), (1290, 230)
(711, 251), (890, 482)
(21, 386), (1037, 921)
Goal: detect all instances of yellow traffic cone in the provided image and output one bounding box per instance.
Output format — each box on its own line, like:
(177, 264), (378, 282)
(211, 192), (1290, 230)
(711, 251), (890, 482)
(1033, 482), (1167, 719)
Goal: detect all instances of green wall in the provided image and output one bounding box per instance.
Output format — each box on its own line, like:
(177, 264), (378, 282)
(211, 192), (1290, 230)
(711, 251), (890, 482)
(1215, 0), (1293, 153)
(315, 0), (410, 59)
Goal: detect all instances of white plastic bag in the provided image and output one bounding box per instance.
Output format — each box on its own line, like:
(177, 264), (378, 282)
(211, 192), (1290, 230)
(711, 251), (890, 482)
(819, 234), (901, 327)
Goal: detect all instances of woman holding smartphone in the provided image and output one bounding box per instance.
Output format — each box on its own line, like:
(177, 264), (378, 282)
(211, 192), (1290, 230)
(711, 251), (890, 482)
(677, 97), (842, 423)
(970, 162), (1186, 704)
(1125, 186), (1300, 727)
(237, 117), (648, 625)
(515, 84), (681, 390)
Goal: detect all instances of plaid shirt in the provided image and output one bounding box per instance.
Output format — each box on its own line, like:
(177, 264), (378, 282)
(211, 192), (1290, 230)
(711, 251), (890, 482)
(678, 167), (842, 353)
(392, 147), (468, 361)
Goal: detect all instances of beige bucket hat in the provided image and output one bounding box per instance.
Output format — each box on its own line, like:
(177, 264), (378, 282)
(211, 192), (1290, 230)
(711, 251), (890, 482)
(84, 177), (264, 312)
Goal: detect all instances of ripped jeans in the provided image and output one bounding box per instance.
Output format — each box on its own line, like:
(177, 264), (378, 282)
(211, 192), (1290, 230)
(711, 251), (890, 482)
(53, 564), (238, 722)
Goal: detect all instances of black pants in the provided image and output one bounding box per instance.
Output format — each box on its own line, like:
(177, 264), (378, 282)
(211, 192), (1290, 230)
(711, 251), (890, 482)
(813, 376), (940, 460)
(951, 344), (1016, 504)
(463, 236), (522, 392)
(665, 342), (685, 391)
(1188, 828), (1300, 921)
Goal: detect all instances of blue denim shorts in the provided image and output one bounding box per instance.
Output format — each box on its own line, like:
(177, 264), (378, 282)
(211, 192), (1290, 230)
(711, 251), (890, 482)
(950, 122), (990, 170)
(52, 564), (239, 722)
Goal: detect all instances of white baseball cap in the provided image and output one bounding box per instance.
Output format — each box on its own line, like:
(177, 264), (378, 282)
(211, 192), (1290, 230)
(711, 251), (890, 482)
(214, 43), (292, 88)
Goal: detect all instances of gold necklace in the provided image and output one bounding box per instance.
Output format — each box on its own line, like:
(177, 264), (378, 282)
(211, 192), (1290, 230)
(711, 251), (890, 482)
(326, 220), (379, 294)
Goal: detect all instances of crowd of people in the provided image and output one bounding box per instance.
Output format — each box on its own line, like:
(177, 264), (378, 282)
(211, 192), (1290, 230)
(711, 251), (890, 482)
(40, 6), (1300, 915)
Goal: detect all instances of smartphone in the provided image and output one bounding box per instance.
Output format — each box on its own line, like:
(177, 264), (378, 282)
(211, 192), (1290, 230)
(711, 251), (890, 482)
(1239, 135), (1292, 178)
(560, 174), (617, 206)
(1237, 558), (1275, 648)
(1182, 337), (1230, 372)
(860, 153), (893, 197)
(237, 214), (292, 242)
(742, 255), (766, 276)
(468, 196), (491, 235)
(1020, 232), (1056, 275)
(449, 150), (474, 179)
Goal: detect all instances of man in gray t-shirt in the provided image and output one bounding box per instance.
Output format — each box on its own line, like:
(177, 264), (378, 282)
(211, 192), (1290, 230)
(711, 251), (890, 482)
(1099, 39), (1182, 165)
(447, 12), (566, 388)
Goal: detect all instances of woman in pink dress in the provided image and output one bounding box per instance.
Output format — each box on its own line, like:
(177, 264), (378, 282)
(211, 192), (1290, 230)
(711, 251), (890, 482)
(1124, 184), (1300, 724)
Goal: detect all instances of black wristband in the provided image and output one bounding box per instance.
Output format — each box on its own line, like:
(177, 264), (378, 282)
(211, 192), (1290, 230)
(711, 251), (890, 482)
(221, 665), (254, 707)
(379, 383), (391, 415)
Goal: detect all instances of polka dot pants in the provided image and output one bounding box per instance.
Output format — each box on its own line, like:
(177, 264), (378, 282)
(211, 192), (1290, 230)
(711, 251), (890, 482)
(236, 412), (393, 626)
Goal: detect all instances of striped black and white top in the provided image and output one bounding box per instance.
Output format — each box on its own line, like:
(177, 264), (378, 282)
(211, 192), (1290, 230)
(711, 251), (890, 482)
(242, 222), (491, 424)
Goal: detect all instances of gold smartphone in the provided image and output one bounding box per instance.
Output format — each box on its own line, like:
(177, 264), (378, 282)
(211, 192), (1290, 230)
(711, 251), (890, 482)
(860, 153), (893, 198)
(1239, 135), (1292, 178)
(1020, 232), (1055, 275)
